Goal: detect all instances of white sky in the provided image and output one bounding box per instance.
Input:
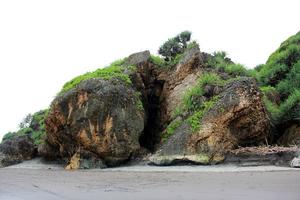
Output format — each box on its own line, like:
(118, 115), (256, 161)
(0, 0), (299, 141)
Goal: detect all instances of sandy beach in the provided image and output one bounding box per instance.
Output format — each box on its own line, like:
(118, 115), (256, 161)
(0, 160), (299, 200)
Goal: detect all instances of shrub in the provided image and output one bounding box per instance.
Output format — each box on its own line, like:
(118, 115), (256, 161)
(187, 40), (199, 50)
(2, 132), (17, 141)
(183, 73), (223, 111)
(158, 31), (192, 61)
(1, 110), (48, 145)
(224, 64), (247, 76)
(276, 60), (300, 98)
(279, 89), (300, 118)
(175, 31), (192, 48)
(207, 51), (232, 69)
(257, 32), (300, 87)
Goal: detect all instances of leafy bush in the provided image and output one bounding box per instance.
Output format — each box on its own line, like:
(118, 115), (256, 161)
(183, 73), (223, 111)
(158, 31), (192, 61)
(276, 60), (300, 98)
(224, 64), (247, 76)
(187, 40), (200, 50)
(278, 89), (300, 118)
(60, 65), (132, 94)
(207, 51), (232, 69)
(263, 89), (300, 123)
(257, 31), (300, 87)
(1, 110), (48, 145)
(256, 31), (300, 125)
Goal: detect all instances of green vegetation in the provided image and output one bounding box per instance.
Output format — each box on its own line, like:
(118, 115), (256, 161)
(2, 110), (48, 145)
(165, 73), (223, 140)
(60, 65), (132, 94)
(206, 51), (249, 76)
(134, 91), (144, 111)
(149, 55), (166, 68)
(182, 73), (223, 112)
(158, 31), (192, 62)
(110, 57), (127, 66)
(224, 63), (247, 76)
(163, 119), (182, 142)
(186, 96), (218, 132)
(255, 31), (300, 124)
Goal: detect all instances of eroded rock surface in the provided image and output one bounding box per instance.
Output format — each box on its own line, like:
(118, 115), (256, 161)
(45, 78), (145, 167)
(0, 135), (36, 167)
(150, 78), (270, 165)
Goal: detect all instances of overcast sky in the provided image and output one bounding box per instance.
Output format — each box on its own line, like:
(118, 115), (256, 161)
(0, 0), (299, 141)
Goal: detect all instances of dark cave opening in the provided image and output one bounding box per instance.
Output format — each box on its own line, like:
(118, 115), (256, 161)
(139, 79), (165, 152)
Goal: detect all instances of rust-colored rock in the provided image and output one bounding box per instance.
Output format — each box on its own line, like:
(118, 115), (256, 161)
(150, 78), (270, 165)
(45, 78), (145, 167)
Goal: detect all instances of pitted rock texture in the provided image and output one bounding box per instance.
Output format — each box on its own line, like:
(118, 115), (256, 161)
(0, 135), (36, 167)
(150, 78), (270, 165)
(45, 78), (144, 167)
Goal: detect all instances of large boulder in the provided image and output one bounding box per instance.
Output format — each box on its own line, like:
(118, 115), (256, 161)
(0, 135), (36, 167)
(45, 78), (145, 167)
(150, 77), (270, 165)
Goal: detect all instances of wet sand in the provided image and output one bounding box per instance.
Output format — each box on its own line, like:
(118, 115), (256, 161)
(0, 161), (300, 200)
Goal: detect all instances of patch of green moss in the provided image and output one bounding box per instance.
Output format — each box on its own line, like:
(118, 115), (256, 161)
(134, 91), (144, 111)
(186, 96), (219, 132)
(150, 55), (166, 68)
(163, 119), (183, 142)
(60, 65), (132, 94)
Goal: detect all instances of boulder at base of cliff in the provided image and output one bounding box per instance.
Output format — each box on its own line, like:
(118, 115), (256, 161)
(150, 77), (269, 165)
(45, 78), (145, 168)
(0, 135), (36, 167)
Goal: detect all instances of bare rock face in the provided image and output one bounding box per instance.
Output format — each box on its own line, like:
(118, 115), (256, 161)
(45, 78), (145, 167)
(150, 77), (270, 165)
(125, 50), (150, 66)
(160, 47), (204, 124)
(0, 135), (36, 167)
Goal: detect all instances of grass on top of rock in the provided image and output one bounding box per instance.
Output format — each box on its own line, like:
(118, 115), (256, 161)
(206, 51), (251, 77)
(150, 55), (166, 68)
(60, 63), (133, 94)
(59, 55), (136, 94)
